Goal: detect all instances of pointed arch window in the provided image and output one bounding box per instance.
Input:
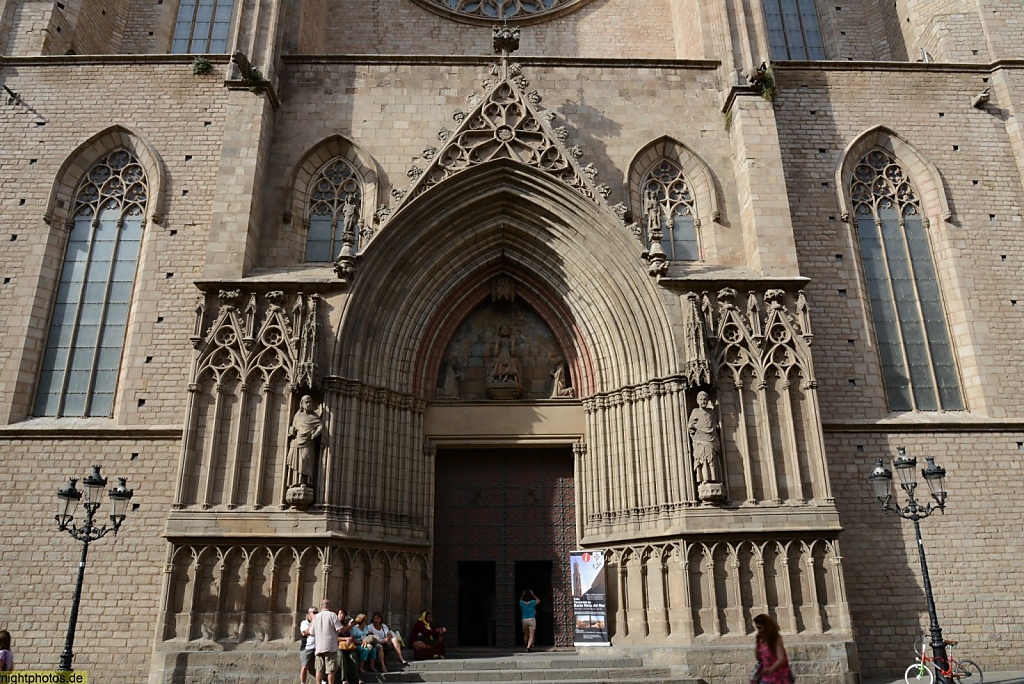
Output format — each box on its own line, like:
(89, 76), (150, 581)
(304, 158), (362, 262)
(642, 159), (700, 261)
(763, 0), (826, 60)
(171, 0), (234, 53)
(852, 149), (962, 412)
(35, 150), (148, 417)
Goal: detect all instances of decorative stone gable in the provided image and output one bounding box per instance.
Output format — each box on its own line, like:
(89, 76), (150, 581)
(393, 26), (605, 218)
(405, 80), (602, 206)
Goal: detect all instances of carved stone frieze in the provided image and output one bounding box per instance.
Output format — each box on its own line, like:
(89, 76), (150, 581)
(189, 289), (326, 395)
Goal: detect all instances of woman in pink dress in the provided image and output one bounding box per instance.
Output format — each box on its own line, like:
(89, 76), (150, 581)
(751, 614), (794, 684)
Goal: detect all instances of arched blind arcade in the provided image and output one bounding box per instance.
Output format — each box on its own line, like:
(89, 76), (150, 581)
(851, 149), (962, 412)
(35, 150), (148, 417)
(642, 159), (700, 261)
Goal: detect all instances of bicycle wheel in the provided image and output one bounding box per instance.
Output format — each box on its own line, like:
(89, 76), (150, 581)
(953, 659), (983, 683)
(906, 662), (934, 684)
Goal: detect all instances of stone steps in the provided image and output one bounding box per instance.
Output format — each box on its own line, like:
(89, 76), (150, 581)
(357, 652), (706, 684)
(153, 648), (713, 683)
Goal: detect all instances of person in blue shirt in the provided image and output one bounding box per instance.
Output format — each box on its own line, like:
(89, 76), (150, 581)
(519, 590), (540, 652)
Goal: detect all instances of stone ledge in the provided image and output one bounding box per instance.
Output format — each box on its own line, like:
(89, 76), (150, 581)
(280, 54), (722, 70)
(164, 511), (431, 545)
(772, 59), (1024, 73)
(581, 504), (842, 544)
(823, 416), (1024, 432)
(0, 417), (182, 438)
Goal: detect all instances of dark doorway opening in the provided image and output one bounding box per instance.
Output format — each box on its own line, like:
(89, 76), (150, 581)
(458, 561), (496, 647)
(433, 447), (576, 647)
(514, 560), (553, 647)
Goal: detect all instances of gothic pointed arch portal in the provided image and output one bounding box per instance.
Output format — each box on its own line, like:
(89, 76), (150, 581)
(315, 159), (684, 648)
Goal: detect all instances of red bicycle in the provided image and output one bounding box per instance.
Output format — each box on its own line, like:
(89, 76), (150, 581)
(905, 636), (983, 684)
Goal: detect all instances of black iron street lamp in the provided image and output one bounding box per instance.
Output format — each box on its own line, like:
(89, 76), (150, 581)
(55, 465), (134, 672)
(868, 447), (949, 683)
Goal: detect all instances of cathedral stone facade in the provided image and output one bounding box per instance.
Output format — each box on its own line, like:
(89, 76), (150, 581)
(1, 0), (1023, 682)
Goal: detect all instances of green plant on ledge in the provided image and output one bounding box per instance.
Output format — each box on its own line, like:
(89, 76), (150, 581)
(246, 68), (268, 95)
(190, 56), (212, 76)
(724, 108), (734, 132)
(752, 65), (777, 102)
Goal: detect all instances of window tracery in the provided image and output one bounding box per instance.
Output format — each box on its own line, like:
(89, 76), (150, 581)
(35, 149), (148, 417)
(304, 159), (362, 262)
(418, 0), (583, 22)
(851, 149), (962, 411)
(641, 159), (700, 261)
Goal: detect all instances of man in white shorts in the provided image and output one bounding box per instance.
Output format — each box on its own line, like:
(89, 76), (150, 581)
(311, 599), (342, 684)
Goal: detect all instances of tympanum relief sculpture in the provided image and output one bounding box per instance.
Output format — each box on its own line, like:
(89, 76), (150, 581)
(436, 355), (462, 400)
(550, 360), (574, 398)
(487, 324), (524, 399)
(433, 282), (573, 401)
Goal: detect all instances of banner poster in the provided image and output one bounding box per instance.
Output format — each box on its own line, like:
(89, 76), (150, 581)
(570, 550), (609, 646)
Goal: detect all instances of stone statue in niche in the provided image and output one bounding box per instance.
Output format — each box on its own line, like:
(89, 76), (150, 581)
(549, 360), (574, 398)
(486, 324), (523, 399)
(284, 395), (322, 509)
(643, 187), (661, 236)
(341, 192), (359, 236)
(688, 390), (726, 502)
(437, 355), (461, 400)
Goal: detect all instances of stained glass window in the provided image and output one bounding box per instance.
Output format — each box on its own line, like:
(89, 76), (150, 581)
(851, 149), (962, 412)
(35, 150), (148, 417)
(171, 0), (234, 53)
(763, 0), (826, 60)
(305, 159), (362, 262)
(641, 160), (700, 261)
